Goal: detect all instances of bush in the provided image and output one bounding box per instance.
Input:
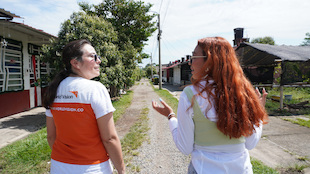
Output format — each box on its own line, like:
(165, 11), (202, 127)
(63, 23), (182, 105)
(153, 77), (159, 85)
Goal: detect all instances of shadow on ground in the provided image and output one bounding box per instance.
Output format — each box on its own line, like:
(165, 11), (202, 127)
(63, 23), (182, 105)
(0, 112), (46, 132)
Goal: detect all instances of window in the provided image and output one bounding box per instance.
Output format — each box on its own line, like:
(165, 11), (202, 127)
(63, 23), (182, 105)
(28, 43), (54, 88)
(0, 37), (23, 92)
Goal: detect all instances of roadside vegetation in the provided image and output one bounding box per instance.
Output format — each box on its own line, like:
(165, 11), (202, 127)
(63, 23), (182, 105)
(251, 158), (279, 174)
(265, 87), (310, 116)
(112, 90), (134, 122)
(121, 107), (150, 173)
(265, 86), (310, 129)
(282, 116), (310, 128)
(0, 128), (50, 173)
(153, 87), (179, 114)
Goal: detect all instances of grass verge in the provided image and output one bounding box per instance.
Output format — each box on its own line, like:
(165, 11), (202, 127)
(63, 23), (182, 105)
(251, 157), (279, 174)
(0, 90), (134, 174)
(282, 116), (310, 128)
(121, 107), (150, 173)
(112, 90), (134, 122)
(0, 128), (51, 174)
(151, 84), (179, 114)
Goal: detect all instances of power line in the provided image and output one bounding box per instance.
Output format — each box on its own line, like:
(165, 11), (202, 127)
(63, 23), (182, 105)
(159, 0), (164, 13)
(161, 0), (173, 28)
(151, 35), (158, 58)
(161, 38), (181, 58)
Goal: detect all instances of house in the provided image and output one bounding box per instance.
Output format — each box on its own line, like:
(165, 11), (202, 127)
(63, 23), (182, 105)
(235, 42), (310, 86)
(235, 41), (310, 109)
(163, 56), (191, 86)
(0, 9), (56, 118)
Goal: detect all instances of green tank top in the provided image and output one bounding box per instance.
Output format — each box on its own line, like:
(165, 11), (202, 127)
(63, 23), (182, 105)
(183, 86), (245, 146)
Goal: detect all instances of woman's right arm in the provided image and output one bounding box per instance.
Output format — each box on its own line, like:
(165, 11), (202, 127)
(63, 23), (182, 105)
(245, 122), (263, 150)
(46, 116), (56, 149)
(172, 93), (195, 155)
(97, 112), (125, 174)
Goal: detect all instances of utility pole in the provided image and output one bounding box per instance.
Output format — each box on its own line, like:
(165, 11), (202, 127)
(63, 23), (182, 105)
(150, 52), (153, 79)
(157, 13), (162, 89)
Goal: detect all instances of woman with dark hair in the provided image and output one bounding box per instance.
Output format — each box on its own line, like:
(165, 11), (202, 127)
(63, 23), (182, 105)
(152, 37), (268, 174)
(44, 39), (125, 174)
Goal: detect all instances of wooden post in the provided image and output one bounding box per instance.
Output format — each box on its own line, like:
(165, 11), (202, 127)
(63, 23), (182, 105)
(280, 85), (284, 109)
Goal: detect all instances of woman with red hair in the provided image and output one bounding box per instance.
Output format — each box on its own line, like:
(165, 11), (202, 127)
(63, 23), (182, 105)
(152, 37), (268, 173)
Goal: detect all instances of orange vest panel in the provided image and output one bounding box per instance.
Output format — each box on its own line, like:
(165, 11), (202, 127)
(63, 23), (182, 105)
(50, 103), (109, 165)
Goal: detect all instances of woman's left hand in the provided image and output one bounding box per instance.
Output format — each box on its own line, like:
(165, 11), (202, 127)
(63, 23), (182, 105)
(255, 87), (268, 106)
(152, 98), (174, 118)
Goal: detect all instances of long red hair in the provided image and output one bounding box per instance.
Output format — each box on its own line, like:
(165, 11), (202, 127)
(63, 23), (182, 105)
(191, 37), (268, 138)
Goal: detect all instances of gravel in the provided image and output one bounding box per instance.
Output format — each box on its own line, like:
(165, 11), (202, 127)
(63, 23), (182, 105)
(129, 79), (191, 173)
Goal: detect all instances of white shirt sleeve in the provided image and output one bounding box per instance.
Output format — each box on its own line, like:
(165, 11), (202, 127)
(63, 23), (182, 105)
(91, 83), (116, 119)
(245, 122), (263, 150)
(168, 91), (195, 155)
(46, 109), (53, 117)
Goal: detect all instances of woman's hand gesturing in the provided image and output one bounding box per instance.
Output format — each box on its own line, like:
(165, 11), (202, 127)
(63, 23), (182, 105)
(255, 87), (268, 106)
(152, 98), (174, 118)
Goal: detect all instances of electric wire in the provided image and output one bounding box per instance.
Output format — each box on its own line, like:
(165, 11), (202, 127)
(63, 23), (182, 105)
(161, 0), (173, 28)
(158, 0), (164, 13)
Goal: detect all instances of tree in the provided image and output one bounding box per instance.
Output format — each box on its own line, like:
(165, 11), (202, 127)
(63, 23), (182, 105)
(301, 32), (310, 46)
(79, 0), (157, 96)
(251, 36), (275, 45)
(41, 12), (123, 97)
(43, 1), (157, 97)
(144, 63), (157, 78)
(80, 0), (157, 60)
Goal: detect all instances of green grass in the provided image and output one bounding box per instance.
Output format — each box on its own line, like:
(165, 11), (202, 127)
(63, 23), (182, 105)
(0, 128), (51, 174)
(121, 107), (150, 173)
(0, 90), (134, 174)
(283, 116), (310, 128)
(265, 87), (310, 116)
(112, 90), (134, 122)
(251, 158), (279, 174)
(151, 84), (179, 115)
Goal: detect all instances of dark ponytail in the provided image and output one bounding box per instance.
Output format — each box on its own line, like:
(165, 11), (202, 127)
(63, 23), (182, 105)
(43, 39), (91, 109)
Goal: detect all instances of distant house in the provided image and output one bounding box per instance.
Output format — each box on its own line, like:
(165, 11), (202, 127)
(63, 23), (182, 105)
(163, 56), (191, 86)
(0, 9), (56, 118)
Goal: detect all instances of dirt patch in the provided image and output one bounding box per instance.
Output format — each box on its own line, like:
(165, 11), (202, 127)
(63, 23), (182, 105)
(277, 167), (304, 174)
(115, 82), (149, 139)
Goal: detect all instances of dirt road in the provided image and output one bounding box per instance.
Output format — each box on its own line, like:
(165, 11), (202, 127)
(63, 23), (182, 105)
(116, 78), (191, 173)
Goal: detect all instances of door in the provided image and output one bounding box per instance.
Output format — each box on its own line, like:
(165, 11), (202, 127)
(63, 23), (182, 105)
(29, 44), (42, 107)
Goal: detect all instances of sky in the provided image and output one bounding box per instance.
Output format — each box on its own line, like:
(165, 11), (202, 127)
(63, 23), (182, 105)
(1, 0), (310, 68)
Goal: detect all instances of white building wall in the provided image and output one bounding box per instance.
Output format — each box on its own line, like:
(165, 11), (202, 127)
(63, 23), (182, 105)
(173, 66), (181, 85)
(162, 70), (167, 82)
(4, 29), (42, 107)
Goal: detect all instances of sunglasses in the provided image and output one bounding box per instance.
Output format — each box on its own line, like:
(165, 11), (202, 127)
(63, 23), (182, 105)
(190, 56), (207, 64)
(90, 54), (101, 62)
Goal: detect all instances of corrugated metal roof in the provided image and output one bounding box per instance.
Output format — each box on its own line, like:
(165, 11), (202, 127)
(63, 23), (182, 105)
(236, 43), (310, 66)
(0, 8), (21, 20)
(0, 20), (56, 45)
